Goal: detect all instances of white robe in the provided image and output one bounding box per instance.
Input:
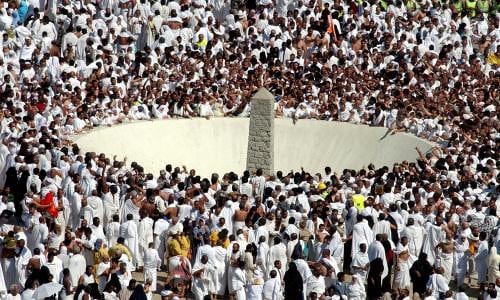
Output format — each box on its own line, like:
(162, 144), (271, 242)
(106, 222), (121, 247)
(267, 244), (287, 274)
(15, 247), (31, 288)
(87, 196), (104, 224)
(400, 225), (425, 257)
(192, 261), (215, 300)
(475, 240), (488, 283)
(0, 254), (6, 295)
(27, 223), (48, 252)
(262, 277), (281, 300)
(436, 249), (453, 282)
(119, 220), (139, 271)
(68, 253), (86, 287)
(350, 251), (369, 284)
(421, 223), (445, 265)
(454, 239), (469, 286)
(212, 246), (228, 295)
(0, 144), (9, 188)
(137, 217), (154, 267)
(347, 280), (366, 300)
(96, 261), (110, 293)
(102, 192), (120, 226)
(371, 220), (392, 241)
(294, 259), (312, 300)
(195, 244), (216, 266)
(229, 266), (246, 300)
(367, 240), (388, 282)
(143, 248), (161, 292)
(426, 273), (449, 298)
(44, 257), (63, 283)
(394, 258), (411, 289)
(351, 221), (374, 258)
(153, 218), (169, 264)
(2, 257), (16, 289)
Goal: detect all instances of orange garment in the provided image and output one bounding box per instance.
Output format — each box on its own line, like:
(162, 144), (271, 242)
(40, 192), (58, 218)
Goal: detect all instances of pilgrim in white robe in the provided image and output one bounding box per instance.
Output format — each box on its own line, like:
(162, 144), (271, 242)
(426, 273), (449, 298)
(15, 246), (31, 288)
(350, 250), (369, 284)
(400, 224), (425, 257)
(120, 198), (140, 224)
(0, 253), (6, 295)
(371, 219), (392, 241)
(367, 240), (388, 283)
(106, 221), (121, 247)
(102, 191), (120, 226)
(27, 222), (48, 252)
(294, 258), (312, 300)
(195, 244), (216, 266)
(68, 253), (86, 287)
(246, 268), (264, 300)
(137, 217), (154, 268)
(79, 167), (94, 196)
(347, 276), (366, 300)
(0, 143), (9, 188)
(87, 195), (104, 225)
(229, 266), (246, 300)
(436, 248), (453, 282)
(96, 261), (110, 293)
(2, 256), (16, 289)
(119, 220), (139, 271)
(212, 246), (229, 296)
(351, 220), (374, 258)
(262, 277), (281, 300)
(328, 231), (344, 266)
(44, 256), (63, 283)
(256, 242), (269, 275)
(153, 218), (169, 264)
(191, 260), (215, 300)
(393, 257), (411, 289)
(69, 192), (82, 231)
(488, 246), (500, 284)
(421, 223), (445, 265)
(475, 240), (489, 283)
(454, 237), (469, 286)
(306, 274), (325, 297)
(143, 247), (161, 292)
(267, 243), (287, 274)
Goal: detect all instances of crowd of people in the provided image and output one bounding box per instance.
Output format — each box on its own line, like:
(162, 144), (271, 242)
(0, 0), (498, 299)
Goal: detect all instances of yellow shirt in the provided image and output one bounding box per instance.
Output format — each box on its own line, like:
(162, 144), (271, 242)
(94, 248), (109, 265)
(168, 238), (182, 258)
(353, 194), (365, 211)
(487, 52), (500, 65)
(108, 244), (132, 261)
(178, 235), (190, 258)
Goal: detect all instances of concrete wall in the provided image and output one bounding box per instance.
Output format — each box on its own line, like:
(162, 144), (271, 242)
(246, 89), (275, 175)
(73, 118), (434, 178)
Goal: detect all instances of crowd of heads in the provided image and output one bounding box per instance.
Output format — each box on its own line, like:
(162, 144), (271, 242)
(0, 0), (498, 298)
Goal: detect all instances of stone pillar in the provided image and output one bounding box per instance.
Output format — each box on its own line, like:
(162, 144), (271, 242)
(246, 88), (275, 175)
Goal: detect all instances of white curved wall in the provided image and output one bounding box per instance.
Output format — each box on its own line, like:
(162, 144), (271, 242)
(73, 118), (434, 177)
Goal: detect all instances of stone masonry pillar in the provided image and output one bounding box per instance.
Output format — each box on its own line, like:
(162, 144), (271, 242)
(246, 88), (275, 175)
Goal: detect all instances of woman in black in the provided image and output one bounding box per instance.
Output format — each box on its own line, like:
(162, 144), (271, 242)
(410, 253), (433, 297)
(284, 262), (303, 300)
(367, 258), (384, 299)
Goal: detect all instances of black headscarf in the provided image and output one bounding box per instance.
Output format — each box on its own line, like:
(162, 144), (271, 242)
(129, 284), (148, 300)
(284, 262), (304, 300)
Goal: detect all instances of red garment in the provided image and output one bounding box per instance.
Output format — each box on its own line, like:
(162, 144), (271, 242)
(40, 191), (58, 218)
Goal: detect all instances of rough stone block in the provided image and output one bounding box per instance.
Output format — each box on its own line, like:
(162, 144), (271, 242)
(246, 88), (275, 175)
